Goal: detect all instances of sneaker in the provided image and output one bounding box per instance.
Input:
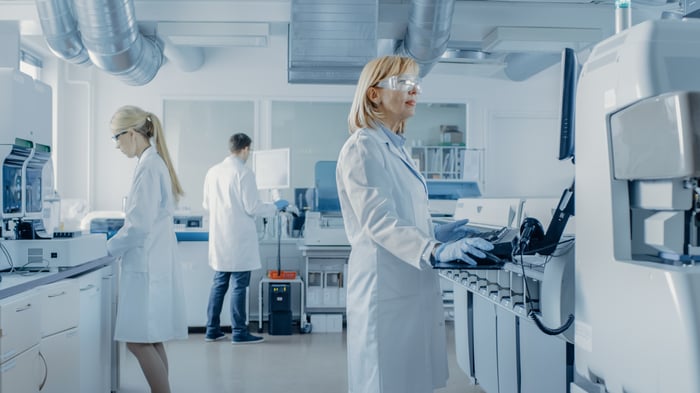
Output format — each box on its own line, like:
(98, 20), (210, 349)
(232, 333), (264, 344)
(204, 332), (227, 342)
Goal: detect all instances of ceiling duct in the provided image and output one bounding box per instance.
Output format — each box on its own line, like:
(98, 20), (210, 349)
(396, 0), (456, 78)
(35, 0), (91, 66)
(288, 0), (378, 84)
(288, 0), (456, 84)
(71, 0), (162, 86)
(36, 0), (203, 81)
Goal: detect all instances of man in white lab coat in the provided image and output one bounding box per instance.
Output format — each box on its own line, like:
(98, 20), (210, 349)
(203, 133), (288, 344)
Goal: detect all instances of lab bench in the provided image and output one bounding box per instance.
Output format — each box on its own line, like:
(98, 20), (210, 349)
(0, 256), (116, 393)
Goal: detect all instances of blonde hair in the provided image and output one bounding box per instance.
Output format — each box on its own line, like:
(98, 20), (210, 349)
(347, 55), (419, 135)
(111, 105), (185, 201)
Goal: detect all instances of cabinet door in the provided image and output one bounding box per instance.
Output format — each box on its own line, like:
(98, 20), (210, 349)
(79, 270), (103, 393)
(0, 290), (41, 363)
(39, 279), (79, 338)
(0, 345), (39, 393)
(40, 329), (79, 393)
(101, 267), (117, 393)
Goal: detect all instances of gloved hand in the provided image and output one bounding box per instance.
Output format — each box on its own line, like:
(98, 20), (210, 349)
(434, 219), (479, 243)
(435, 237), (494, 265)
(274, 199), (289, 211)
(284, 204), (300, 217)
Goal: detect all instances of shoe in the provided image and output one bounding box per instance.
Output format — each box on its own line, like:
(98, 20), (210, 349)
(204, 332), (227, 342)
(232, 333), (264, 344)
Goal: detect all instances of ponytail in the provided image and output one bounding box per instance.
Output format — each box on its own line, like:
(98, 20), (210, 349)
(149, 115), (185, 202)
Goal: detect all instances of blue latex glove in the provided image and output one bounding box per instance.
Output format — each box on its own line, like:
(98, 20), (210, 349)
(435, 237), (494, 265)
(274, 199), (289, 211)
(434, 219), (479, 243)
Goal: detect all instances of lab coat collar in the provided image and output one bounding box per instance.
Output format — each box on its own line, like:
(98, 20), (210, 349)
(138, 145), (156, 163)
(225, 155), (245, 166)
(379, 124), (406, 149)
(370, 125), (427, 195)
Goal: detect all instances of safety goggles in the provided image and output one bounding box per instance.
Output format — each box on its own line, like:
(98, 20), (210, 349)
(111, 129), (129, 142)
(375, 74), (422, 93)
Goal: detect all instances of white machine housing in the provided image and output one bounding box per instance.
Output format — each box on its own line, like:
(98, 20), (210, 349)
(574, 19), (700, 393)
(303, 211), (349, 246)
(1, 234), (107, 270)
(0, 68), (51, 146)
(0, 67), (54, 235)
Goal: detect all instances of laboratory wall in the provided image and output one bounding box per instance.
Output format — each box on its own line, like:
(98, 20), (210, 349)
(49, 29), (569, 213)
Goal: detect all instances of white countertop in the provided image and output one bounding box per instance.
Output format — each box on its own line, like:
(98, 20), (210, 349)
(0, 257), (114, 300)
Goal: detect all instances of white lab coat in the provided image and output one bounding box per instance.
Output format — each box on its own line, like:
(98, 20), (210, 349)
(107, 146), (188, 343)
(202, 155), (277, 272)
(336, 127), (448, 393)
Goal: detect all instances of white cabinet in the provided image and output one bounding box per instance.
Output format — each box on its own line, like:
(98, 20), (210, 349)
(38, 279), (80, 393)
(179, 241), (232, 327)
(301, 247), (349, 312)
(0, 289), (41, 393)
(79, 269), (112, 393)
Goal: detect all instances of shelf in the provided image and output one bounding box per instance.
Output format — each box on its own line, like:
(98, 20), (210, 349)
(411, 146), (483, 183)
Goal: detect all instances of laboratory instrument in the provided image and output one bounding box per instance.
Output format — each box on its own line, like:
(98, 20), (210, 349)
(573, 18), (700, 393)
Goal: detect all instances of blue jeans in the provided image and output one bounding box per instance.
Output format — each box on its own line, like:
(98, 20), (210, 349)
(206, 271), (251, 338)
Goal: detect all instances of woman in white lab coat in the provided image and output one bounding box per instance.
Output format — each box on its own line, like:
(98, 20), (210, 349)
(337, 56), (493, 393)
(107, 106), (187, 393)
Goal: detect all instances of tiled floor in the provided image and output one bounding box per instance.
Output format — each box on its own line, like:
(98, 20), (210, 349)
(118, 321), (486, 393)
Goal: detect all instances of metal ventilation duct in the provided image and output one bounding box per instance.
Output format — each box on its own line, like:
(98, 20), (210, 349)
(35, 0), (91, 66)
(71, 0), (163, 86)
(288, 0), (378, 84)
(396, 0), (455, 78)
(288, 0), (456, 84)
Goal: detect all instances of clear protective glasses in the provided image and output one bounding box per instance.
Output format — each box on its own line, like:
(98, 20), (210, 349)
(375, 74), (422, 94)
(111, 129), (129, 142)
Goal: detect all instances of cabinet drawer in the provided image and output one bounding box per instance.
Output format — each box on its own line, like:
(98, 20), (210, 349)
(0, 290), (41, 363)
(39, 280), (79, 337)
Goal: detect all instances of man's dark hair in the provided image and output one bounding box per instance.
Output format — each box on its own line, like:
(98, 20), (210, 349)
(229, 133), (251, 153)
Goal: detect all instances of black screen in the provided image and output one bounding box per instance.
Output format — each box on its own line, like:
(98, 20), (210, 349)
(558, 48), (578, 161)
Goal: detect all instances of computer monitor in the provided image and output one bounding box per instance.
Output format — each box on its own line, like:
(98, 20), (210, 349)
(558, 48), (578, 161)
(252, 148), (290, 190)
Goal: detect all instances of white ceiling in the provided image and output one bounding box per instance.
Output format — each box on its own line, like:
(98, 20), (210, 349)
(0, 0), (679, 74)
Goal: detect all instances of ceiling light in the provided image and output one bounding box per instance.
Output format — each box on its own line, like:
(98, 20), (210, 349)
(482, 26), (601, 53)
(158, 22), (269, 47)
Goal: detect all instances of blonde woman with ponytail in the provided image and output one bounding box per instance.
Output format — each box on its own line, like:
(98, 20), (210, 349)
(108, 105), (187, 393)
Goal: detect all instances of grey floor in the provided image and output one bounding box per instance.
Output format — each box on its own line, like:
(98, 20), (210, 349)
(118, 321), (486, 393)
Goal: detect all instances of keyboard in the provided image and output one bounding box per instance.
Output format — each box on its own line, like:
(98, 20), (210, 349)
(470, 227), (517, 259)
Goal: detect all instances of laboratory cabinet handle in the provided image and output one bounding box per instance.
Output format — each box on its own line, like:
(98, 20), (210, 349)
(15, 303), (32, 312)
(38, 350), (48, 390)
(47, 291), (67, 298)
(80, 284), (96, 292)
